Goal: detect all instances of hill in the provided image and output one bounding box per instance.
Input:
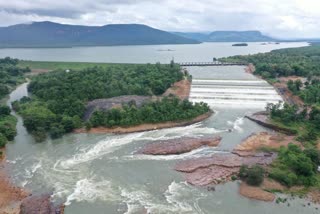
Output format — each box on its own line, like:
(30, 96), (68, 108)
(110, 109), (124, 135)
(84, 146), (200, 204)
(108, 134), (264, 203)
(173, 31), (274, 42)
(0, 21), (200, 47)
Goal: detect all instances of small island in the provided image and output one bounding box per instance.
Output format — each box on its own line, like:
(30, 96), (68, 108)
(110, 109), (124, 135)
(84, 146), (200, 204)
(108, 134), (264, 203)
(232, 43), (248, 47)
(11, 61), (212, 142)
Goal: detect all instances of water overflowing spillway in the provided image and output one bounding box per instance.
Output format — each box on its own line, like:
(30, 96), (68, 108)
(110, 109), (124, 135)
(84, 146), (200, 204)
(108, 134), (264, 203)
(6, 66), (319, 213)
(189, 78), (282, 108)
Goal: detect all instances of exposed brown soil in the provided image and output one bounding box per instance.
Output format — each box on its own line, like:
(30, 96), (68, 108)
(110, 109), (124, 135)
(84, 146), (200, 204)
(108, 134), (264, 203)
(26, 69), (51, 76)
(163, 79), (191, 100)
(308, 189), (320, 204)
(273, 82), (304, 107)
(239, 182), (275, 202)
(261, 179), (286, 192)
(139, 136), (221, 155)
(245, 63), (255, 74)
(75, 111), (212, 134)
(234, 132), (300, 153)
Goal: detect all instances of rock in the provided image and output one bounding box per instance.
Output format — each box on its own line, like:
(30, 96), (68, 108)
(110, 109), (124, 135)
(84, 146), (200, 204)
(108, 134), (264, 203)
(175, 152), (277, 186)
(239, 182), (275, 202)
(20, 194), (64, 214)
(207, 186), (216, 191)
(139, 136), (221, 155)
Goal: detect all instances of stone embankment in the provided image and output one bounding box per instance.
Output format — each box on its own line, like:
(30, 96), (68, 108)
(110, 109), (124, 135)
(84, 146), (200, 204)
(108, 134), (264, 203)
(245, 112), (297, 135)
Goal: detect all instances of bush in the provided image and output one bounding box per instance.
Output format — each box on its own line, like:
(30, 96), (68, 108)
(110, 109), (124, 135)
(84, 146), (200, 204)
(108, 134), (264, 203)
(0, 133), (8, 148)
(239, 164), (265, 186)
(0, 105), (11, 116)
(246, 165), (265, 186)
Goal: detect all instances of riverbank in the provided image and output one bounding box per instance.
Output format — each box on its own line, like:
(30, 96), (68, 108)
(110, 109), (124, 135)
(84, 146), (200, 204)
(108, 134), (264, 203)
(0, 148), (65, 214)
(0, 149), (28, 214)
(75, 111), (212, 134)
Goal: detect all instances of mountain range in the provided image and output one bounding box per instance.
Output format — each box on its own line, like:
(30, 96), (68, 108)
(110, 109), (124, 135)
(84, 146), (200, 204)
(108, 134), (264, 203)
(0, 21), (199, 47)
(0, 21), (281, 47)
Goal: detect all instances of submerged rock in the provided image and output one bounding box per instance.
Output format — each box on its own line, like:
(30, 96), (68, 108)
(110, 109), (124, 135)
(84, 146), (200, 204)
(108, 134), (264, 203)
(139, 136), (221, 155)
(20, 194), (64, 214)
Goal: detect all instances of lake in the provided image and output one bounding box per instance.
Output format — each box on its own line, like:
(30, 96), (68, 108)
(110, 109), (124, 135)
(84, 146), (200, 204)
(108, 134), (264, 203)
(5, 42), (320, 214)
(0, 42), (309, 63)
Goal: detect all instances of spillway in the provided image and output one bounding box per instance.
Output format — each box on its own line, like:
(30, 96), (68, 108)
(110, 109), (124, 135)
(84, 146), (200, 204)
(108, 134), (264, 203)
(188, 66), (283, 109)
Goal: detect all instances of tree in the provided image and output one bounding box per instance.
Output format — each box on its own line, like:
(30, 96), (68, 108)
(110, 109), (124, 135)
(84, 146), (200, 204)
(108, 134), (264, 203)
(0, 105), (10, 116)
(0, 133), (7, 148)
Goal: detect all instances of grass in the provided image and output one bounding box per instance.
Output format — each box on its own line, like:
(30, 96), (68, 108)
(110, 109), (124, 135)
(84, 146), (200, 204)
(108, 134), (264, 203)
(18, 60), (138, 71)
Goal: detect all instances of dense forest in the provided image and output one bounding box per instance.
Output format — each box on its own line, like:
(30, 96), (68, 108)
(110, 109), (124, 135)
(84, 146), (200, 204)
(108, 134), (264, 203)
(13, 63), (209, 141)
(90, 96), (210, 128)
(0, 57), (29, 152)
(221, 44), (320, 78)
(0, 57), (30, 99)
(0, 105), (17, 151)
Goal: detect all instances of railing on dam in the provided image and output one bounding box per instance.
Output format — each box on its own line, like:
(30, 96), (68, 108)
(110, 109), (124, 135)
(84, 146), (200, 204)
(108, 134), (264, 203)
(178, 62), (247, 66)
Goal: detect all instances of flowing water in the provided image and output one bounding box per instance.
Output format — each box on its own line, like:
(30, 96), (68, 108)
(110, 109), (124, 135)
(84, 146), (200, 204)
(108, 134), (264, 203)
(4, 42), (320, 213)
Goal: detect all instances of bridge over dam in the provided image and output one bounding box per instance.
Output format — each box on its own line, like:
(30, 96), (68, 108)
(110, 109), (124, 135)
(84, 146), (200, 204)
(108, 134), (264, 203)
(178, 62), (247, 66)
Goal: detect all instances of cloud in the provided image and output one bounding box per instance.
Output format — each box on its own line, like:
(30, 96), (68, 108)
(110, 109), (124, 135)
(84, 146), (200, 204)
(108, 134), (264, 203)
(0, 0), (319, 38)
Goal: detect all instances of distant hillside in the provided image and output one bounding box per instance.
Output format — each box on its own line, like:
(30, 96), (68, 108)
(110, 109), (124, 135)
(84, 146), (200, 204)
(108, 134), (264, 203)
(0, 21), (200, 47)
(173, 31), (274, 42)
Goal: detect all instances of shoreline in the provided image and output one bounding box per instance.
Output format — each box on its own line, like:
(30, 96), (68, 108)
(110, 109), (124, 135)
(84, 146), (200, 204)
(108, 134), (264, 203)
(75, 111), (213, 134)
(0, 148), (29, 213)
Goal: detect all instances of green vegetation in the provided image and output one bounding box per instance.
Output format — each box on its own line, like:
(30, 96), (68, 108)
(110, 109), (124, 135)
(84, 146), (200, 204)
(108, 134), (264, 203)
(239, 164), (265, 186)
(0, 57), (30, 99)
(0, 105), (17, 148)
(13, 62), (209, 141)
(19, 60), (118, 71)
(220, 45), (320, 78)
(89, 96), (210, 128)
(269, 144), (320, 187)
(267, 102), (320, 144)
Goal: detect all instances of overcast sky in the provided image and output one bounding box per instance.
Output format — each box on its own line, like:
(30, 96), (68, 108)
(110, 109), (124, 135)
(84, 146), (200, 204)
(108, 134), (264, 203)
(0, 0), (319, 38)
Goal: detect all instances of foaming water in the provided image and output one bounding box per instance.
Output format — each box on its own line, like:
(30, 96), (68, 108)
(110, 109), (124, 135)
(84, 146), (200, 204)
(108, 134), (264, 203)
(59, 133), (144, 169)
(65, 178), (120, 206)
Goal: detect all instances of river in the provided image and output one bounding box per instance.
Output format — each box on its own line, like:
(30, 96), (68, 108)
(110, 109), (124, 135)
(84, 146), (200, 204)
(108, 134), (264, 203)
(4, 42), (320, 213)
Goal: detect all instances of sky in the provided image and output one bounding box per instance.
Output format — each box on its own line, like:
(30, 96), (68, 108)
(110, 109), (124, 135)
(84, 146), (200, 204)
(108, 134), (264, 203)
(0, 0), (319, 38)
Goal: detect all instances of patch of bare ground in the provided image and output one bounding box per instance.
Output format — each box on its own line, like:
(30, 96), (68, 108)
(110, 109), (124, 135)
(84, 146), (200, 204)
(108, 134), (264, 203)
(75, 111), (212, 134)
(26, 69), (51, 76)
(233, 132), (301, 154)
(273, 76), (305, 107)
(162, 79), (191, 100)
(261, 179), (286, 192)
(308, 189), (320, 204)
(239, 182), (275, 202)
(245, 63), (255, 74)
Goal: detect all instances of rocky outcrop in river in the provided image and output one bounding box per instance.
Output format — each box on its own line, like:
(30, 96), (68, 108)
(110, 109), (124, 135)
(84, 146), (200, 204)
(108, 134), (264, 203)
(20, 194), (64, 214)
(139, 136), (221, 155)
(175, 152), (277, 186)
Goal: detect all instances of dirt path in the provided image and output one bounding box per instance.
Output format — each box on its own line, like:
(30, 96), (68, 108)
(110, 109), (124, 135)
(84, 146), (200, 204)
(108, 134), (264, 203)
(163, 79), (191, 100)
